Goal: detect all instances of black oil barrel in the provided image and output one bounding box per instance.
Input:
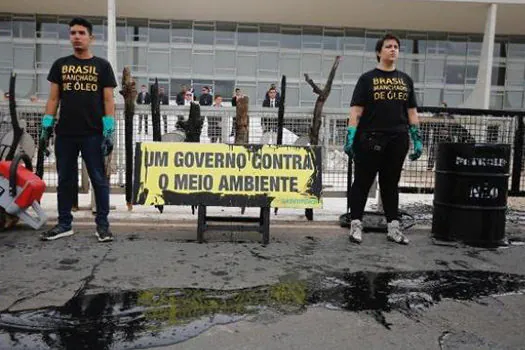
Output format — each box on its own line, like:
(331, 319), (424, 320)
(432, 143), (510, 247)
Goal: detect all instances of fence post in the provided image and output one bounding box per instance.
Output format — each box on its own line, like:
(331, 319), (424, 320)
(511, 115), (524, 195)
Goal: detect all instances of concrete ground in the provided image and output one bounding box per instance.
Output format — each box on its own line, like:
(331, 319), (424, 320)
(0, 193), (524, 349)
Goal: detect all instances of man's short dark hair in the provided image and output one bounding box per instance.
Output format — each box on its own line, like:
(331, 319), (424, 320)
(235, 88), (240, 92)
(69, 17), (93, 36)
(375, 33), (401, 62)
(214, 94), (222, 99)
(202, 86), (210, 91)
(268, 87), (277, 92)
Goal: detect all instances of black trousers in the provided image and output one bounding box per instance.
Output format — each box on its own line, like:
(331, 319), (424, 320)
(350, 130), (409, 222)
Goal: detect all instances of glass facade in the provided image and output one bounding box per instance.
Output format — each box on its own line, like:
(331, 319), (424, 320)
(0, 13), (524, 110)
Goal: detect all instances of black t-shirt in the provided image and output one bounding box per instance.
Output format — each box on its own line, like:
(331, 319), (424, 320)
(350, 68), (417, 132)
(48, 55), (117, 136)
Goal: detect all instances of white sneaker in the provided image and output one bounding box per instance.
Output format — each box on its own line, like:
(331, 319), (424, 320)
(349, 219), (363, 244)
(387, 220), (409, 245)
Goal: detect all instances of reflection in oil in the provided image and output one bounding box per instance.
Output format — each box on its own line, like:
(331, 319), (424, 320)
(1, 270), (523, 349)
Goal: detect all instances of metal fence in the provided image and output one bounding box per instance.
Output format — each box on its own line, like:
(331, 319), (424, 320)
(1, 102), (525, 197)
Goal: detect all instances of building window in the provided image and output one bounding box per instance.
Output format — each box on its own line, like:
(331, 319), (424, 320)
(504, 90), (524, 109)
(238, 25), (258, 47)
(281, 26), (301, 50)
(445, 61), (466, 85)
(505, 61), (525, 87)
(0, 15), (12, 37)
(170, 48), (192, 75)
(149, 21), (170, 43)
(443, 90), (464, 107)
(216, 22), (236, 46)
(258, 51), (279, 79)
(171, 21), (192, 44)
(194, 22), (214, 46)
(424, 88), (443, 106)
(213, 80), (235, 102)
(447, 36), (467, 57)
(302, 26), (322, 49)
(490, 91), (504, 109)
(14, 44), (35, 70)
(13, 16), (36, 38)
(323, 28), (343, 51)
(424, 59), (445, 83)
(280, 53), (300, 79)
(0, 42), (13, 69)
(147, 49), (170, 75)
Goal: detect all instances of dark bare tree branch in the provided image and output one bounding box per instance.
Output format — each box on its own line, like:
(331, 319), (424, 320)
(304, 73), (323, 95)
(321, 55), (342, 97)
(308, 56), (342, 146)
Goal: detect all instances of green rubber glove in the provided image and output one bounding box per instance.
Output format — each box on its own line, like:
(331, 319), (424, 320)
(40, 114), (55, 141)
(102, 115), (115, 138)
(344, 126), (357, 157)
(101, 115), (115, 156)
(409, 125), (423, 161)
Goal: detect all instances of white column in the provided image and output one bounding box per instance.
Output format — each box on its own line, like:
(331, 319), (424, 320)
(462, 3), (497, 109)
(107, 0), (118, 89)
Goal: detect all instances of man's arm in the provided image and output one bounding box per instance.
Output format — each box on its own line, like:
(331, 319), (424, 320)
(408, 107), (419, 126)
(103, 87), (115, 116)
(44, 83), (60, 116)
(348, 106), (364, 127)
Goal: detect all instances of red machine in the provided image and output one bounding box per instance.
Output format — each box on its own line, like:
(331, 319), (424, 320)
(0, 154), (47, 230)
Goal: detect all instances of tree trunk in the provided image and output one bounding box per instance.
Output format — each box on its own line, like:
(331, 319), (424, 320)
(235, 96), (249, 145)
(119, 67), (137, 211)
(150, 79), (161, 142)
(306, 56), (342, 146)
(304, 56), (342, 221)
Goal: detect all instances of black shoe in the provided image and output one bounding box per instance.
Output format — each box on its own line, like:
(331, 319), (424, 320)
(41, 225), (74, 241)
(96, 226), (113, 242)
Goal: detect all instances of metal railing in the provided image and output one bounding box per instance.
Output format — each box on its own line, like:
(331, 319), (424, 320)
(1, 102), (524, 197)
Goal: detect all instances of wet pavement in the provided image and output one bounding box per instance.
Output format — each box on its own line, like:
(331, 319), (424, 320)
(0, 207), (524, 349)
(1, 270), (524, 349)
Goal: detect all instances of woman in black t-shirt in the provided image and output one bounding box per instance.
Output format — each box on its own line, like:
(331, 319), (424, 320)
(343, 33), (423, 245)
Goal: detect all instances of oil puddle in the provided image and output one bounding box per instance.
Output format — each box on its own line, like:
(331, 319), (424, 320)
(1, 270), (524, 349)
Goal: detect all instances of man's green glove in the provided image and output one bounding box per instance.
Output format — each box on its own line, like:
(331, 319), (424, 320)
(40, 114), (55, 141)
(101, 115), (115, 156)
(409, 125), (423, 161)
(102, 115), (115, 138)
(344, 126), (357, 157)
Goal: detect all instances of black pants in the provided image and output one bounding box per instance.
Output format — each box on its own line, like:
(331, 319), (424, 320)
(55, 134), (110, 229)
(350, 131), (409, 223)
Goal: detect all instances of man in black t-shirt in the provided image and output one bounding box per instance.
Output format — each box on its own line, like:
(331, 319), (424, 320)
(40, 17), (117, 242)
(344, 33), (423, 246)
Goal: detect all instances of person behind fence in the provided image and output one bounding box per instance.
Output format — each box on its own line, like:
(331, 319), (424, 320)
(199, 86), (213, 106)
(262, 87), (280, 133)
(136, 84), (150, 134)
(231, 88), (241, 107)
(40, 17), (117, 242)
(344, 33), (423, 245)
(207, 95), (223, 143)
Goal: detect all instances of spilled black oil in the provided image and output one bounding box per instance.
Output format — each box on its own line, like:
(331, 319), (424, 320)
(1, 270), (524, 349)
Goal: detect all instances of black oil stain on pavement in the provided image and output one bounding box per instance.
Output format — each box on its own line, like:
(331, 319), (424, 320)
(1, 270), (524, 349)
